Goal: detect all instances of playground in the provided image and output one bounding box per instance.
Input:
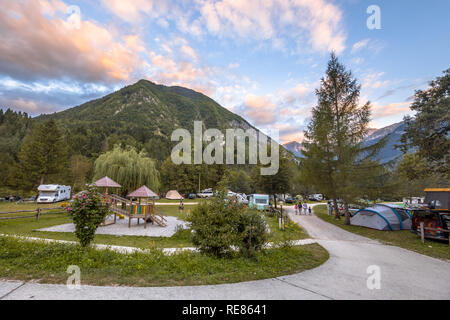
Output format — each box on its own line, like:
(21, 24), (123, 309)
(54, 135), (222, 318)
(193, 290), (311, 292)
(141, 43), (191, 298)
(38, 215), (188, 237)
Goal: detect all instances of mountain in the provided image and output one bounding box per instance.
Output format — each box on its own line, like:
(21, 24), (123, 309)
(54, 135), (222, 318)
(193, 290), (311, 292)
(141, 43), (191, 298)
(364, 121), (408, 163)
(283, 121), (408, 163)
(37, 80), (257, 160)
(283, 141), (303, 157)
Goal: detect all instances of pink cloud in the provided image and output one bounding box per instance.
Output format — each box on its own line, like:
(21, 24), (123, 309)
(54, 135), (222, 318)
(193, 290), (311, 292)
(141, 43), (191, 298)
(0, 0), (144, 83)
(371, 101), (412, 118)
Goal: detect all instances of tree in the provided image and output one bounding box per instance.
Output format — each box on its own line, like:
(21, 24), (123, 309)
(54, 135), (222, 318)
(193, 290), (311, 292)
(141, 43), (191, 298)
(160, 156), (201, 194)
(254, 148), (293, 208)
(70, 154), (93, 192)
(395, 152), (449, 199)
(401, 68), (450, 177)
(222, 169), (252, 194)
(92, 145), (160, 195)
(301, 53), (382, 224)
(18, 119), (68, 188)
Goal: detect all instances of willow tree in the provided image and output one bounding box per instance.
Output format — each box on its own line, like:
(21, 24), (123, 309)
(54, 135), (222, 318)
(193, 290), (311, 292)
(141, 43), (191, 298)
(93, 145), (160, 195)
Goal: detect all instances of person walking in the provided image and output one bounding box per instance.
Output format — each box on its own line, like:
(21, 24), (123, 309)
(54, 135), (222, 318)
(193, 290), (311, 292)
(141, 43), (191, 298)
(302, 202), (308, 215)
(308, 206), (312, 215)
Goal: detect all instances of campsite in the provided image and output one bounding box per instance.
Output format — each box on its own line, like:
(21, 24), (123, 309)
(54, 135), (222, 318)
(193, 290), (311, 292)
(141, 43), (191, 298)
(0, 1), (449, 303)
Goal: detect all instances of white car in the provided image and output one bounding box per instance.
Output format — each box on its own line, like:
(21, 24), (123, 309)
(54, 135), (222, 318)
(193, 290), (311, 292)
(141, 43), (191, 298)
(197, 188), (214, 198)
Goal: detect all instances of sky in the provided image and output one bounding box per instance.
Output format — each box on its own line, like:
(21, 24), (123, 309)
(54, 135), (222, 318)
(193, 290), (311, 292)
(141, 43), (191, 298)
(0, 0), (449, 143)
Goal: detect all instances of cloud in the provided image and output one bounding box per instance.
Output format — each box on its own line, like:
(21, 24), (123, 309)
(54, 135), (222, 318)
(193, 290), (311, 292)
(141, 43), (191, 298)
(0, 1), (144, 83)
(243, 94), (277, 125)
(351, 38), (370, 53)
(362, 72), (390, 89)
(274, 123), (305, 143)
(371, 101), (412, 118)
(0, 97), (60, 114)
(103, 0), (347, 54)
(102, 0), (170, 23)
(278, 83), (314, 105)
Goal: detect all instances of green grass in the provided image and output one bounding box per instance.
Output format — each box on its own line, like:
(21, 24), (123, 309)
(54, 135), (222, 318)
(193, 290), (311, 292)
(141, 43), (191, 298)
(156, 198), (205, 204)
(314, 205), (450, 261)
(261, 211), (309, 241)
(0, 202), (193, 248)
(0, 203), (309, 250)
(0, 236), (329, 286)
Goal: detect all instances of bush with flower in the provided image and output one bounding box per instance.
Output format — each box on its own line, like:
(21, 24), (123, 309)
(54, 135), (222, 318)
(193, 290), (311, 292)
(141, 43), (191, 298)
(67, 186), (109, 247)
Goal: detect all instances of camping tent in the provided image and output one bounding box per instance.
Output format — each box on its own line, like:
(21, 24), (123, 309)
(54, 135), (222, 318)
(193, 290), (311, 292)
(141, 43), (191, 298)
(166, 190), (183, 200)
(350, 204), (412, 231)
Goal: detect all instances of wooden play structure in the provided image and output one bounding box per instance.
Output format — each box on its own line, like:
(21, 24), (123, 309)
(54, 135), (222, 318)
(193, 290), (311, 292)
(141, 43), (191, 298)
(94, 177), (167, 228)
(94, 176), (122, 226)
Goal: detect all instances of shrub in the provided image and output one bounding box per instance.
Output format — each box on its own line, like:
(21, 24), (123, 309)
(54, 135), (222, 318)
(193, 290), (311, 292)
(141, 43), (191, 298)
(188, 191), (268, 257)
(67, 187), (109, 247)
(236, 210), (268, 257)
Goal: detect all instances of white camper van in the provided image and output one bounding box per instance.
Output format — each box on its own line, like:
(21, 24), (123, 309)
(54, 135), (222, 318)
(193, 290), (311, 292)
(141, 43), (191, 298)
(37, 185), (71, 203)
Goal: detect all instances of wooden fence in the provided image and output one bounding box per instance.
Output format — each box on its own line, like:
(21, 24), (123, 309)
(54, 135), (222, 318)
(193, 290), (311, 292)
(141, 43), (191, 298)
(0, 207), (66, 221)
(419, 222), (450, 246)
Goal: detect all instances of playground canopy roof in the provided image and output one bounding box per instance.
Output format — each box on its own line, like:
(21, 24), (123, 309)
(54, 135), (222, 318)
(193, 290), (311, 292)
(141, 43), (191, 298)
(166, 190), (183, 200)
(94, 176), (121, 188)
(127, 185), (158, 198)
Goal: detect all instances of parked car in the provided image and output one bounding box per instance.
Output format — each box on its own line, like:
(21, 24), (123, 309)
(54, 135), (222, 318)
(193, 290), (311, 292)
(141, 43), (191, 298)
(410, 209), (450, 241)
(284, 196), (295, 204)
(197, 188), (214, 198)
(187, 193), (196, 199)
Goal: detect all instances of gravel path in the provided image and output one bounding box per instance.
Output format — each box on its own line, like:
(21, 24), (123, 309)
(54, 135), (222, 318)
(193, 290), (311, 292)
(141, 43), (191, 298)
(1, 203), (449, 300)
(38, 215), (189, 237)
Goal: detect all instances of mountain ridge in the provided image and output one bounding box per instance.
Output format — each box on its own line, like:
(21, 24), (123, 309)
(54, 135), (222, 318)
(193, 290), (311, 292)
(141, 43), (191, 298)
(36, 79), (261, 160)
(283, 121), (409, 163)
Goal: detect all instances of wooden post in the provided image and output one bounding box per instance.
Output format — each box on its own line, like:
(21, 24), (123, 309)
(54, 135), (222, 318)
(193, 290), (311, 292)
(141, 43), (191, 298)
(36, 208), (41, 221)
(420, 222), (425, 244)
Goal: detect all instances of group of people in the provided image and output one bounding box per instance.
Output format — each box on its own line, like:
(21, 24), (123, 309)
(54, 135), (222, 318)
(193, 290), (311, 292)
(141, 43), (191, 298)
(294, 201), (312, 215)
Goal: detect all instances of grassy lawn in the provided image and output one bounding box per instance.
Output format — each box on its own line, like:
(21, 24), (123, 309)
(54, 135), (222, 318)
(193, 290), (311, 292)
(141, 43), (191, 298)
(156, 198), (204, 204)
(0, 202), (192, 248)
(261, 210), (309, 241)
(314, 205), (450, 261)
(0, 202), (310, 250)
(0, 236), (328, 286)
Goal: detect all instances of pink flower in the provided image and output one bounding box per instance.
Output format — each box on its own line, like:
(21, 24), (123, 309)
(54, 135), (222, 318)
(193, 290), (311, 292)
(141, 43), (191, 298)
(82, 194), (87, 199)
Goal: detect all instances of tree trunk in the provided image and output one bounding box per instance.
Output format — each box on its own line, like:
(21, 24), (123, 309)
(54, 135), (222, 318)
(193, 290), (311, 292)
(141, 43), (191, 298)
(274, 194), (277, 208)
(40, 175), (44, 185)
(333, 198), (340, 219)
(343, 200), (350, 225)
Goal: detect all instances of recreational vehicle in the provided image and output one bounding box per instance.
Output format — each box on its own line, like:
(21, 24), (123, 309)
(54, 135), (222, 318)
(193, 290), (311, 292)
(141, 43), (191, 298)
(249, 194), (270, 211)
(37, 185), (71, 203)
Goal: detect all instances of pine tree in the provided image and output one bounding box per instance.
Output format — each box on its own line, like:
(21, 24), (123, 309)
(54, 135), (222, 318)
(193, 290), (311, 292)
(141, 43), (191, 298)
(18, 119), (69, 189)
(401, 68), (450, 177)
(302, 53), (383, 224)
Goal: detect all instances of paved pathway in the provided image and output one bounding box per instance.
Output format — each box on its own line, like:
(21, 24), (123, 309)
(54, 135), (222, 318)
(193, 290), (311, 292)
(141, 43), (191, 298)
(1, 204), (449, 300)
